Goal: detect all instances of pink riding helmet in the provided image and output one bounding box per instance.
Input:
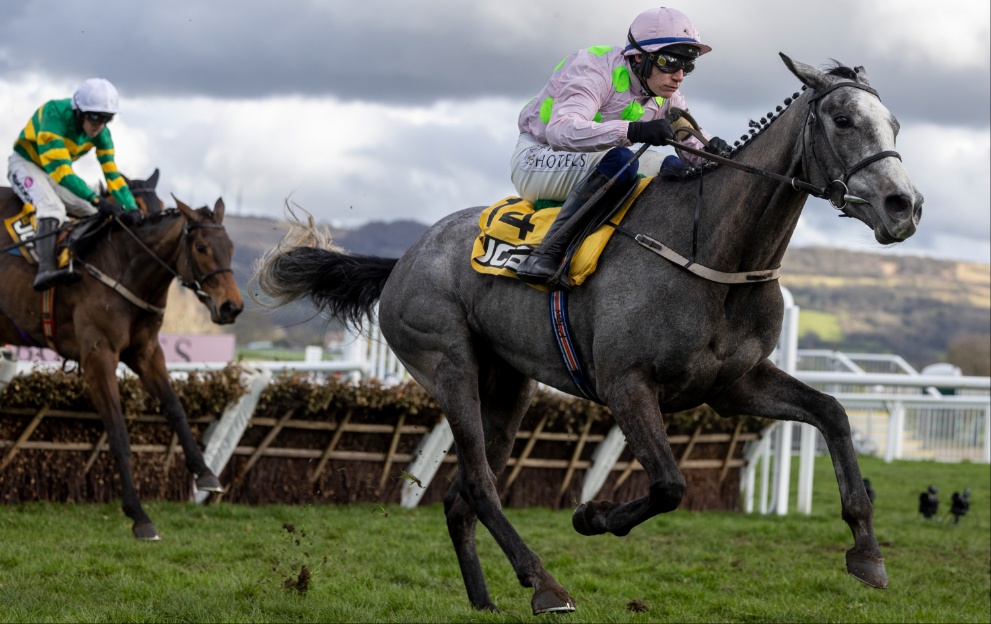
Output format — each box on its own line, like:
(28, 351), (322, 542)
(623, 7), (712, 57)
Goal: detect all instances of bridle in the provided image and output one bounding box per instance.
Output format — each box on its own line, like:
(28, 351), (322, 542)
(802, 81), (902, 211)
(608, 79), (904, 285)
(78, 214), (234, 314)
(670, 80), (902, 212)
(177, 221), (235, 301)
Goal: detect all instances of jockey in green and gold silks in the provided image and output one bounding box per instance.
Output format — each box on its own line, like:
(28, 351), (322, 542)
(13, 97), (135, 210)
(7, 77), (140, 291)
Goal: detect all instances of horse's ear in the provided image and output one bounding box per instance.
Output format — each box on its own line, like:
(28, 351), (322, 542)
(213, 197), (225, 223)
(854, 65), (871, 87)
(147, 168), (160, 189)
(172, 194), (198, 222)
(779, 52), (830, 91)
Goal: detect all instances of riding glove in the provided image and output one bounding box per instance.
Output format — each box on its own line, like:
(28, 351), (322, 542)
(94, 198), (124, 219)
(627, 119), (675, 146)
(94, 198), (139, 225)
(705, 136), (731, 156)
(117, 209), (141, 226)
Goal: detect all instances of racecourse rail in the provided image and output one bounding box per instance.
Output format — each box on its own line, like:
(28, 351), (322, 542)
(3, 287), (988, 515)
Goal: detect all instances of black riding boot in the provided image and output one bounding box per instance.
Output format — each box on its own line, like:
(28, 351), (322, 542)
(32, 218), (81, 292)
(515, 169), (615, 287)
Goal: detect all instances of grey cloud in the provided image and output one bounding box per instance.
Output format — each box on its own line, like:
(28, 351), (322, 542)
(1, 1), (987, 128)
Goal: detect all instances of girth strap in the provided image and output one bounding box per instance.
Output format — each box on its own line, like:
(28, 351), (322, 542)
(549, 290), (602, 403)
(41, 289), (58, 351)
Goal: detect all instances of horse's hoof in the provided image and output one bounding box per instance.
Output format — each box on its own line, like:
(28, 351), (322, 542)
(133, 521), (161, 541)
(572, 500), (613, 536)
(195, 473), (224, 493)
(532, 585), (576, 615)
(846, 550), (888, 588)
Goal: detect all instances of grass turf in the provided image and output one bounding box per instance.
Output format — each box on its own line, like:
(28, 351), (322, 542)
(0, 455), (987, 622)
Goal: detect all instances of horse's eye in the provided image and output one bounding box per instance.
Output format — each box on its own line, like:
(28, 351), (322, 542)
(833, 115), (852, 128)
(195, 243), (207, 254)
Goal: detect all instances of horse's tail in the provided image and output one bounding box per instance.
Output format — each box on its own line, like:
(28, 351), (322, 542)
(252, 208), (397, 329)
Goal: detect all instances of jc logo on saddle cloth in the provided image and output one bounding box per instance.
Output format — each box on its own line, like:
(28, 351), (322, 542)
(471, 177), (651, 289)
(3, 202), (72, 267)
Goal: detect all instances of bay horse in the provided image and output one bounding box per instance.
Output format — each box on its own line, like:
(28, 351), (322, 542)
(254, 55), (922, 614)
(0, 172), (243, 540)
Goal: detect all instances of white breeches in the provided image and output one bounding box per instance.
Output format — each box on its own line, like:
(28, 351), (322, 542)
(7, 152), (97, 222)
(509, 133), (665, 203)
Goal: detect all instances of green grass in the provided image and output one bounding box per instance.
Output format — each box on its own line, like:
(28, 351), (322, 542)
(798, 309), (844, 342)
(235, 348), (306, 361)
(1, 456), (988, 622)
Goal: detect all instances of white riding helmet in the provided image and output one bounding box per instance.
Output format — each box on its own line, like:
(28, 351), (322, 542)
(623, 7), (712, 57)
(71, 78), (120, 114)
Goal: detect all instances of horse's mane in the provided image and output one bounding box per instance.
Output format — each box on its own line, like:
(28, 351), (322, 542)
(138, 207), (183, 226)
(660, 60), (861, 183)
(124, 206), (217, 229)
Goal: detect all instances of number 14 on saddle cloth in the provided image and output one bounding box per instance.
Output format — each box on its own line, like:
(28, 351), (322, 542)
(470, 177), (651, 289)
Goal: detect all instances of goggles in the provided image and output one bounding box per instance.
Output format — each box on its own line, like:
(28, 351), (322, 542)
(648, 52), (695, 75)
(83, 112), (114, 124)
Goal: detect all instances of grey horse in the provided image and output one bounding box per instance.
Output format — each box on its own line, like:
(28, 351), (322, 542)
(254, 54), (922, 615)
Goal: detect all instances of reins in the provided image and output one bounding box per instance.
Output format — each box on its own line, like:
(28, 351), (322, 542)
(670, 81), (900, 212)
(79, 215), (234, 313)
(613, 80), (902, 284)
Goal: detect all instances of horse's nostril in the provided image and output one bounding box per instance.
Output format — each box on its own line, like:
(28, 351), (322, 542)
(221, 302), (244, 319)
(884, 193), (913, 216)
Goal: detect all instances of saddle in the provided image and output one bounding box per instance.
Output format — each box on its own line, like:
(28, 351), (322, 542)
(471, 177), (651, 290)
(1, 188), (104, 266)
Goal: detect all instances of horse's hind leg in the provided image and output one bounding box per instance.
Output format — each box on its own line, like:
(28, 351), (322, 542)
(443, 356), (570, 613)
(122, 342), (222, 492)
(397, 328), (574, 614)
(81, 349), (159, 540)
(572, 369), (687, 537)
(707, 360), (887, 588)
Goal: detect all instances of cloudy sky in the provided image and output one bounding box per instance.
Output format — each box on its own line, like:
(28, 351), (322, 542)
(1, 0), (988, 263)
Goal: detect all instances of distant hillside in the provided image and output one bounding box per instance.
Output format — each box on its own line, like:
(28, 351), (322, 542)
(218, 215), (990, 374)
(779, 247), (990, 374)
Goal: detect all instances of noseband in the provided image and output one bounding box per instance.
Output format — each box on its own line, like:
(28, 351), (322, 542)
(803, 81), (902, 211)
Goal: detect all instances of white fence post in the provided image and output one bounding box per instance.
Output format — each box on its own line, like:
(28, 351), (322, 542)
(797, 424), (816, 514)
(304, 345), (323, 363)
(778, 287), (817, 515)
(984, 404), (990, 464)
(774, 421), (792, 515)
(759, 424), (774, 514)
(884, 400), (905, 463)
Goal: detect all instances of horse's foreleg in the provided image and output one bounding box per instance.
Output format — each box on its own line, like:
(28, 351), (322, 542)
(122, 343), (221, 492)
(573, 370), (685, 537)
(81, 349), (158, 540)
(708, 359), (887, 589)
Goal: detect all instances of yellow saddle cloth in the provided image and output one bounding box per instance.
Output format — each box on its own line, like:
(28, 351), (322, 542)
(3, 203), (74, 267)
(471, 177), (651, 288)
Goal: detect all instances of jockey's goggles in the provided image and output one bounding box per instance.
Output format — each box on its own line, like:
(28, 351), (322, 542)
(83, 112), (114, 124)
(649, 52), (695, 75)
(626, 32), (698, 76)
